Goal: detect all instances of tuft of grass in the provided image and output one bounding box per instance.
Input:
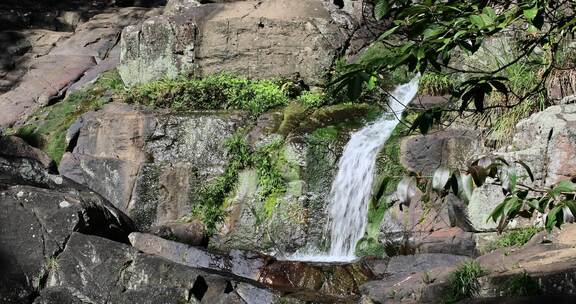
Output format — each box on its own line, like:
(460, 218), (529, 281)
(485, 227), (540, 252)
(442, 261), (487, 304)
(45, 257), (59, 271)
(126, 73), (288, 116)
(481, 44), (547, 144)
(297, 90), (326, 108)
(419, 72), (455, 96)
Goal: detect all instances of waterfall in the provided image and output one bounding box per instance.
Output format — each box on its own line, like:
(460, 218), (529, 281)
(286, 77), (420, 262)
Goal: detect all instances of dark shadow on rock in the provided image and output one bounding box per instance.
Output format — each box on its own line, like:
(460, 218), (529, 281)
(0, 31), (27, 93)
(0, 0), (166, 30)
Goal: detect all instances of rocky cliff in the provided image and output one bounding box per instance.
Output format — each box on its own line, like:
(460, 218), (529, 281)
(3, 0), (576, 304)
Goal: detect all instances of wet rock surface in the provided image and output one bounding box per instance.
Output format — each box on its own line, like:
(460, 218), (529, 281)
(130, 232), (375, 302)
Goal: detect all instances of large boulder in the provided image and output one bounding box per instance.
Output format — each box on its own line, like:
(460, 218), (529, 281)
(400, 129), (485, 175)
(130, 232), (375, 303)
(361, 224), (576, 303)
(361, 253), (471, 303)
(119, 0), (353, 86)
(37, 232), (283, 304)
(498, 103), (576, 187)
(0, 153), (134, 303)
(59, 103), (249, 240)
(457, 103), (576, 232)
(0, 135), (55, 170)
(0, 7), (162, 127)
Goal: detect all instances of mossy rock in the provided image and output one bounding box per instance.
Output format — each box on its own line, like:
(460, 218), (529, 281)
(12, 70), (123, 164)
(279, 102), (381, 137)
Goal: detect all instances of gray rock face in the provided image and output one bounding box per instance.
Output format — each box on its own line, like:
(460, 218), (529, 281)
(130, 232), (375, 303)
(0, 154), (134, 303)
(0, 7), (161, 127)
(361, 253), (470, 303)
(39, 232), (279, 304)
(119, 0), (352, 87)
(213, 132), (342, 254)
(400, 129), (485, 174)
(0, 135), (55, 170)
(498, 103), (576, 187)
(59, 103), (249, 237)
(467, 184), (505, 231)
(119, 11), (199, 86)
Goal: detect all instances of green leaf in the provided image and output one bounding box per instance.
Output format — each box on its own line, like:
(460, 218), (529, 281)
(374, 0), (389, 20)
(468, 165), (488, 187)
(480, 13), (494, 27)
(502, 195), (521, 217)
(523, 6), (538, 21)
(458, 173), (474, 202)
(491, 80), (508, 95)
(488, 199), (508, 223)
(494, 157), (510, 166)
(473, 88), (485, 113)
(470, 15), (485, 28)
(515, 160), (535, 182)
(500, 166), (517, 193)
(551, 180), (576, 197)
(482, 7), (496, 19)
(546, 205), (562, 231)
(525, 198), (540, 211)
(565, 200), (576, 215)
(423, 26), (445, 40)
(397, 176), (417, 205)
(378, 26), (399, 41)
(433, 166), (451, 191)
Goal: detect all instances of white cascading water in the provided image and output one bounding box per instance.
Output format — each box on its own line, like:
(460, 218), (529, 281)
(286, 76), (420, 262)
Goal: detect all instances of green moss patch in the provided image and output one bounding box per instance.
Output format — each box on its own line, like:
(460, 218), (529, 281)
(13, 70), (123, 164)
(126, 73), (289, 116)
(485, 227), (541, 252)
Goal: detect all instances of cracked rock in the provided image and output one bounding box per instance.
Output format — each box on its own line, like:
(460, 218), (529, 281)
(0, 153), (135, 303)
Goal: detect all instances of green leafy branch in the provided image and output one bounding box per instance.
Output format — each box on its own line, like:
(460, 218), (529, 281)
(396, 155), (576, 232)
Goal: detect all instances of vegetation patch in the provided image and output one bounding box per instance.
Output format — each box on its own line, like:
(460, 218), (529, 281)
(375, 118), (410, 194)
(497, 271), (540, 297)
(191, 133), (288, 234)
(191, 133), (250, 235)
(487, 52), (547, 144)
(126, 73), (289, 116)
(485, 227), (540, 252)
(419, 72), (455, 96)
(253, 138), (287, 200)
(352, 42), (412, 88)
(297, 90), (326, 108)
(355, 187), (388, 258)
(442, 261), (487, 304)
(12, 70), (123, 164)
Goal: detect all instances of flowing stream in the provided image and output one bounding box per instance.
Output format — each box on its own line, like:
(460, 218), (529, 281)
(287, 77), (420, 262)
